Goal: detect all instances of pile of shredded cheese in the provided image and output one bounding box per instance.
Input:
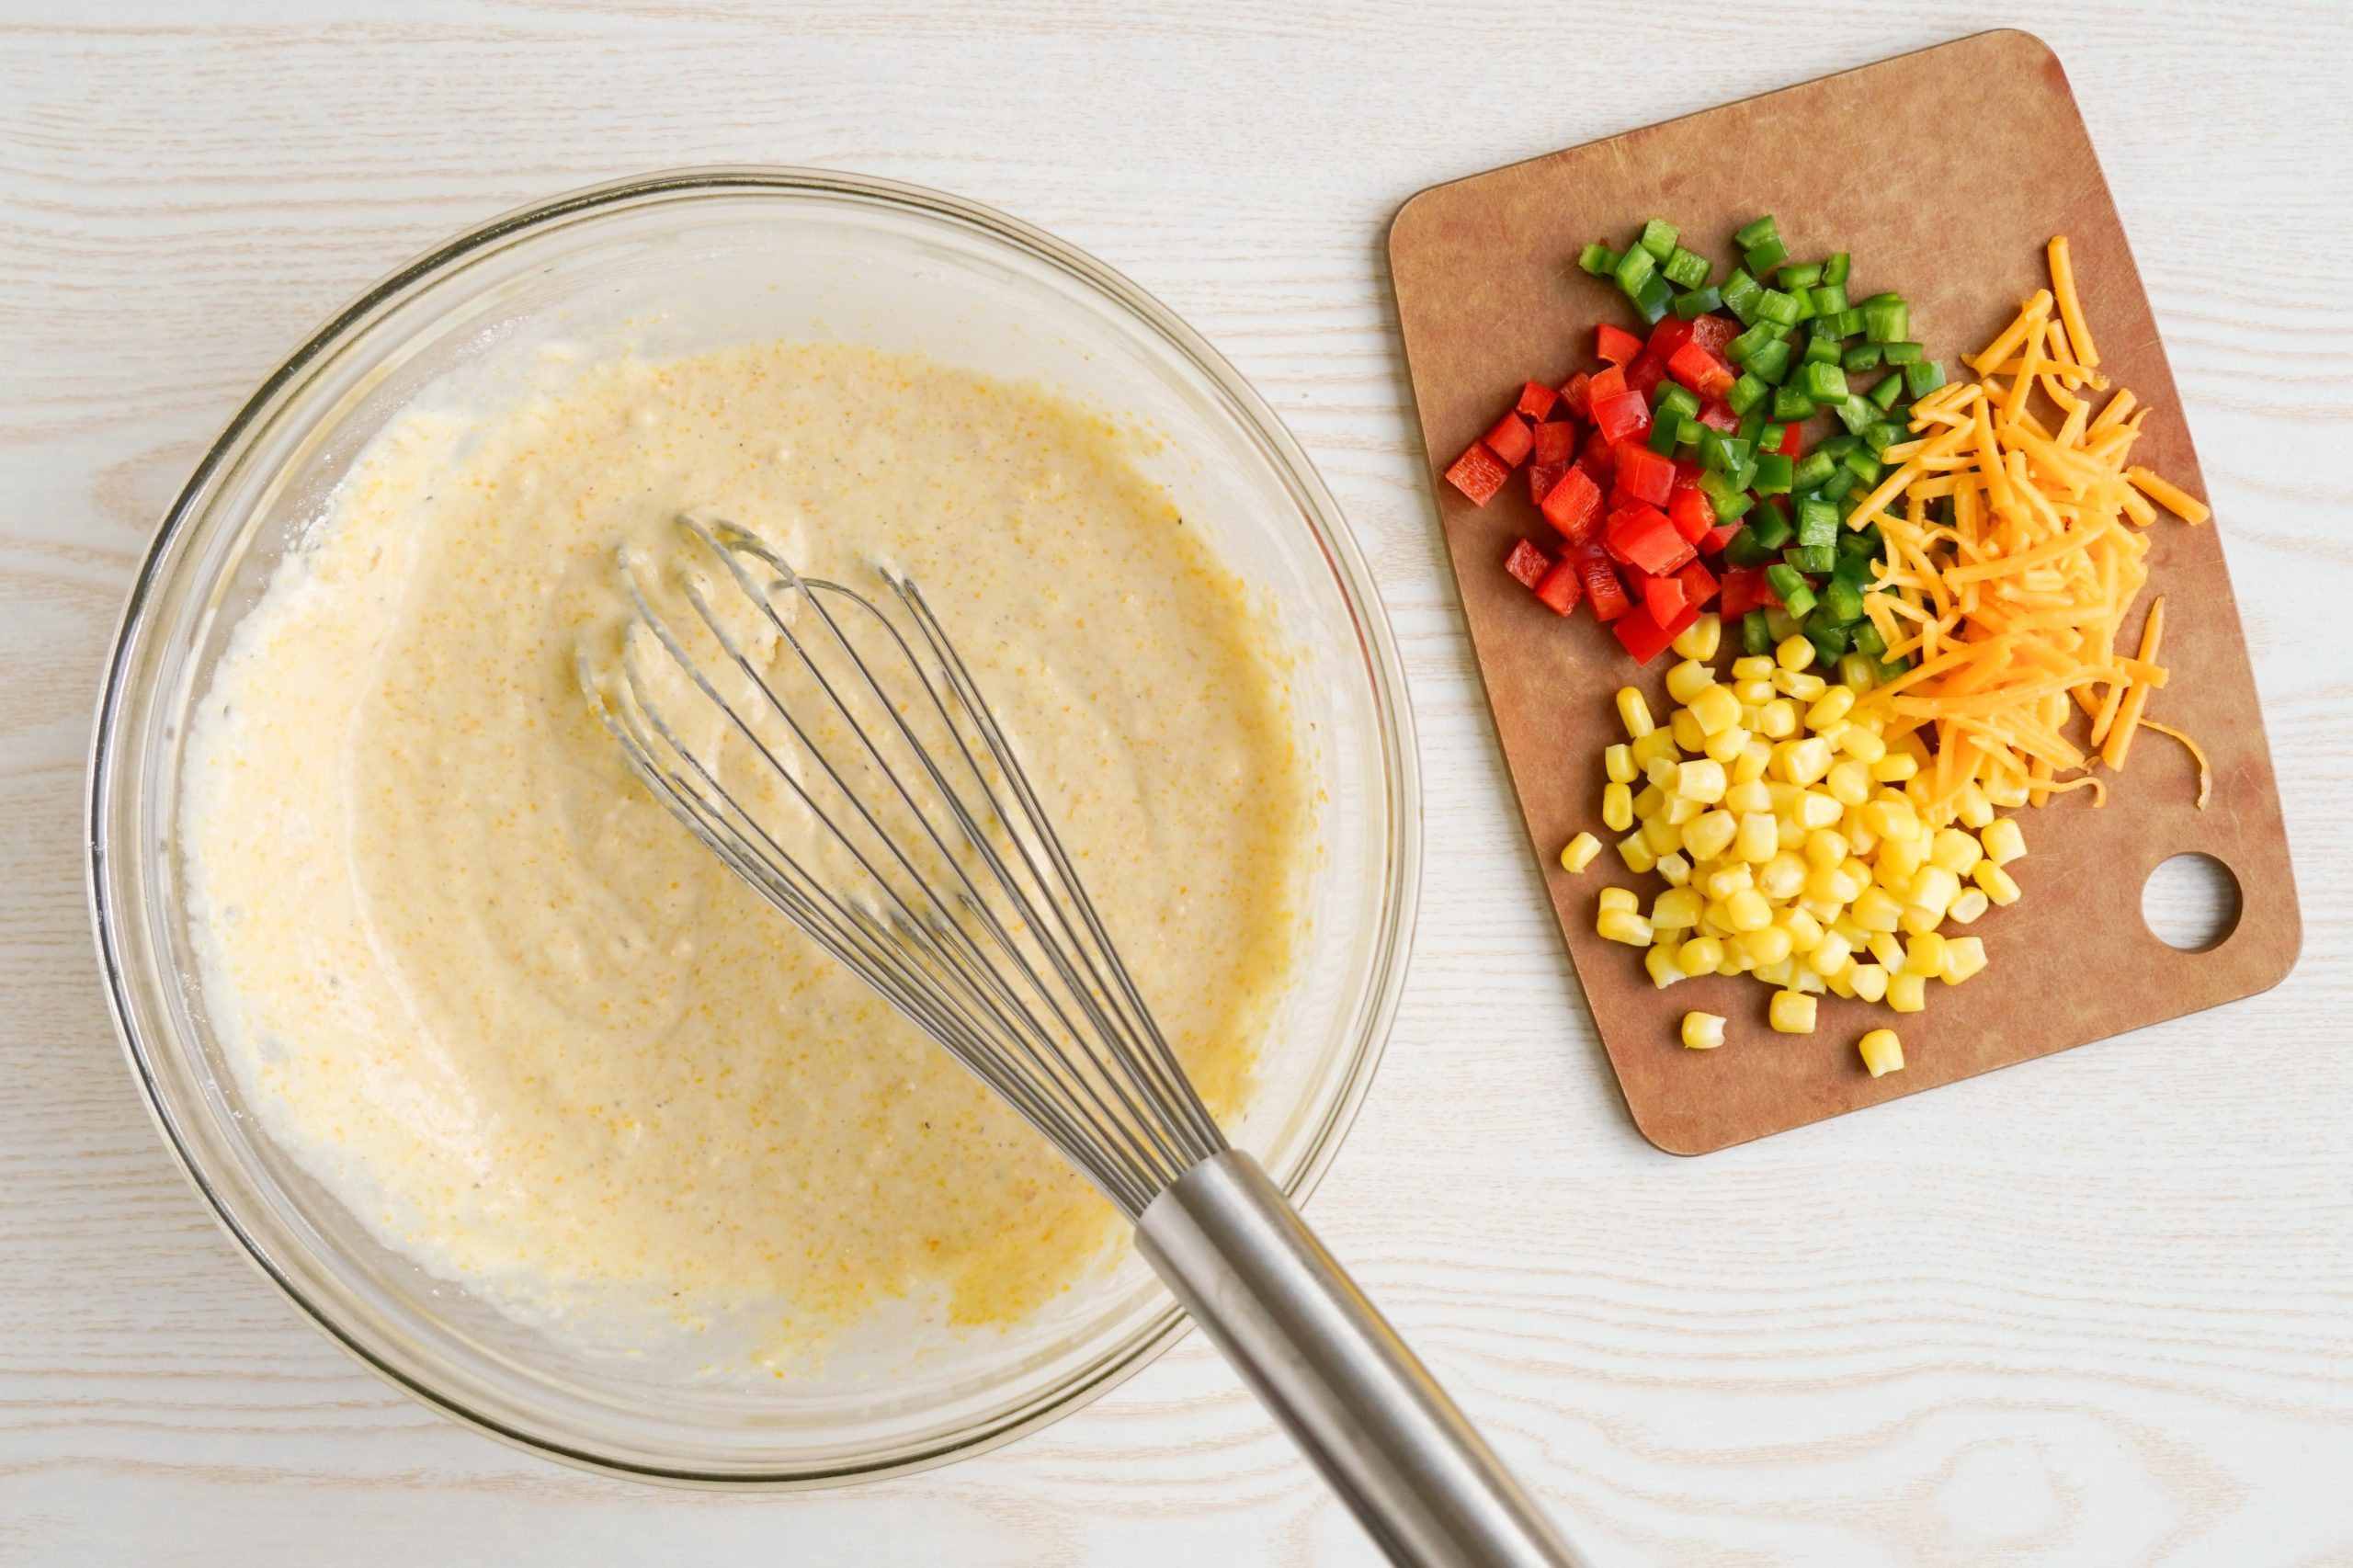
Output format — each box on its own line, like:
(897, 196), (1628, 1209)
(1842, 236), (2211, 824)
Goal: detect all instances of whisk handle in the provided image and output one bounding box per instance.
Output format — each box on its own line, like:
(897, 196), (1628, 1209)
(1136, 1150), (1587, 1568)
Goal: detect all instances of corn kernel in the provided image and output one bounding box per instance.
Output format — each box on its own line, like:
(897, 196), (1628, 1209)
(1940, 936), (1987, 984)
(1886, 972), (1927, 1013)
(1733, 812), (1779, 863)
(1824, 758), (1871, 806)
(1756, 699), (1799, 739)
(1776, 735), (1835, 785)
(1643, 815), (1683, 855)
(1732, 677), (1776, 705)
(1981, 817), (2027, 866)
(1812, 930), (1854, 974)
(1837, 652), (1879, 690)
(1702, 723), (1750, 764)
(1984, 769), (2030, 808)
(1615, 687), (1654, 739)
(1790, 965), (1827, 994)
(1601, 781), (1633, 832)
(1671, 612), (1722, 662)
(1618, 834), (1657, 874)
(1757, 850), (1808, 901)
(1755, 957), (1795, 986)
(1780, 908), (1825, 952)
(1597, 908), (1654, 946)
(1731, 654), (1773, 680)
(1904, 931), (1948, 977)
(1775, 634), (1815, 672)
(1670, 707), (1708, 753)
(1632, 784), (1666, 821)
(1858, 1028), (1904, 1077)
(1768, 990), (1818, 1033)
(1928, 827), (1983, 876)
(1958, 783), (1995, 829)
(1644, 944), (1686, 988)
(1861, 798), (1918, 842)
(1849, 962), (1890, 1003)
(1682, 809), (1737, 862)
(1835, 724), (1892, 762)
(1771, 667), (1828, 701)
(1677, 935), (1723, 974)
(1680, 1011), (1727, 1050)
(1803, 828), (1849, 869)
(1852, 887), (1904, 933)
(1559, 832), (1601, 872)
(1805, 863), (1861, 903)
(1800, 895), (1844, 925)
(1797, 790), (1844, 830)
(1703, 861), (1754, 900)
(1652, 888), (1703, 930)
(1656, 850), (1692, 887)
(1876, 835), (1926, 883)
(1805, 687), (1856, 729)
(1603, 744), (1636, 786)
(1775, 813), (1809, 851)
(1866, 931), (1905, 969)
(1688, 682), (1744, 737)
(1741, 924), (1794, 966)
(1869, 754), (1919, 783)
(1907, 865), (1961, 922)
(1722, 887), (1773, 932)
(1898, 904), (1942, 937)
(1644, 755), (1679, 790)
(1661, 659), (1708, 703)
(1716, 949), (1745, 977)
(1733, 738), (1773, 784)
(1973, 860), (2020, 905)
(1665, 795), (1704, 827)
(1676, 758), (1728, 803)
(1812, 719), (1851, 753)
(1824, 962), (1858, 998)
(1947, 888), (1990, 925)
(1631, 728), (1681, 767)
(1599, 887), (1637, 915)
(1722, 778), (1772, 816)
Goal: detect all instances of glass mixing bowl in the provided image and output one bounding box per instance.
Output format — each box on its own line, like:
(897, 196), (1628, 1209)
(86, 168), (1420, 1484)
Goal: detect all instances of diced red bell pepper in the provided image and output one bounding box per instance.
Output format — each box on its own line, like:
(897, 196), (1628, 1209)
(1483, 412), (1535, 467)
(1614, 443), (1676, 506)
(1647, 316), (1696, 364)
(1590, 391), (1651, 444)
(1605, 502), (1695, 577)
(1539, 465), (1604, 544)
(1626, 351), (1666, 403)
(1674, 555), (1719, 610)
(1517, 381), (1560, 421)
(1695, 400), (1740, 434)
(1530, 421), (1579, 466)
(1444, 441), (1511, 505)
(1667, 342), (1735, 401)
(1777, 423), (1803, 457)
(1505, 538), (1553, 591)
(1597, 324), (1645, 366)
(1528, 460), (1567, 506)
(1576, 543), (1631, 622)
(1557, 370), (1593, 421)
(1637, 568), (1687, 629)
(1701, 521), (1745, 554)
(1612, 602), (1696, 664)
(1718, 565), (1769, 620)
(1667, 484), (1717, 544)
(1588, 365), (1628, 404)
(1532, 558), (1584, 616)
(1689, 313), (1742, 356)
(1673, 456), (1704, 485)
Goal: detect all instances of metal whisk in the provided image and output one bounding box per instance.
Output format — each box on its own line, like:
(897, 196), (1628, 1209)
(585, 515), (1581, 1568)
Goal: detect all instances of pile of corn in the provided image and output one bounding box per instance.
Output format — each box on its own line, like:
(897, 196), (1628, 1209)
(1557, 610), (2029, 1077)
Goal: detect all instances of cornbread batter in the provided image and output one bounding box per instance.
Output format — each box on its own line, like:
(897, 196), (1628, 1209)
(181, 342), (1312, 1359)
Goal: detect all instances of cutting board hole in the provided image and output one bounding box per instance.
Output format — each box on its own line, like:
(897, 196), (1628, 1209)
(2142, 853), (2241, 951)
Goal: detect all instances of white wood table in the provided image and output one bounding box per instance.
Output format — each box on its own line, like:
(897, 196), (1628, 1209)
(5, 6), (2348, 1563)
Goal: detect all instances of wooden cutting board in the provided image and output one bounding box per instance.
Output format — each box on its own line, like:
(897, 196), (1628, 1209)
(1388, 30), (2301, 1154)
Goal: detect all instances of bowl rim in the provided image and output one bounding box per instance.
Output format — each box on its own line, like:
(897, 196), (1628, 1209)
(85, 164), (1422, 1487)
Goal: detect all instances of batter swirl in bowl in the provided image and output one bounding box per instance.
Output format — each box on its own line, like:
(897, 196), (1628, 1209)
(181, 340), (1314, 1368)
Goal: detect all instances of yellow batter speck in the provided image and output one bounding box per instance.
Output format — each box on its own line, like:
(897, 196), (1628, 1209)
(182, 341), (1312, 1361)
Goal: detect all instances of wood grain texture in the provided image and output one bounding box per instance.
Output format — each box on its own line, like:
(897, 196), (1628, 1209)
(3, 3), (2349, 1563)
(1388, 30), (2301, 1154)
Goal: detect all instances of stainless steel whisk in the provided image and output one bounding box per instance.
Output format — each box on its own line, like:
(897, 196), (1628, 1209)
(585, 515), (1582, 1568)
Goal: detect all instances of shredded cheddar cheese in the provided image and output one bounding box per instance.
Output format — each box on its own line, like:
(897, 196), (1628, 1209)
(1848, 239), (2209, 824)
